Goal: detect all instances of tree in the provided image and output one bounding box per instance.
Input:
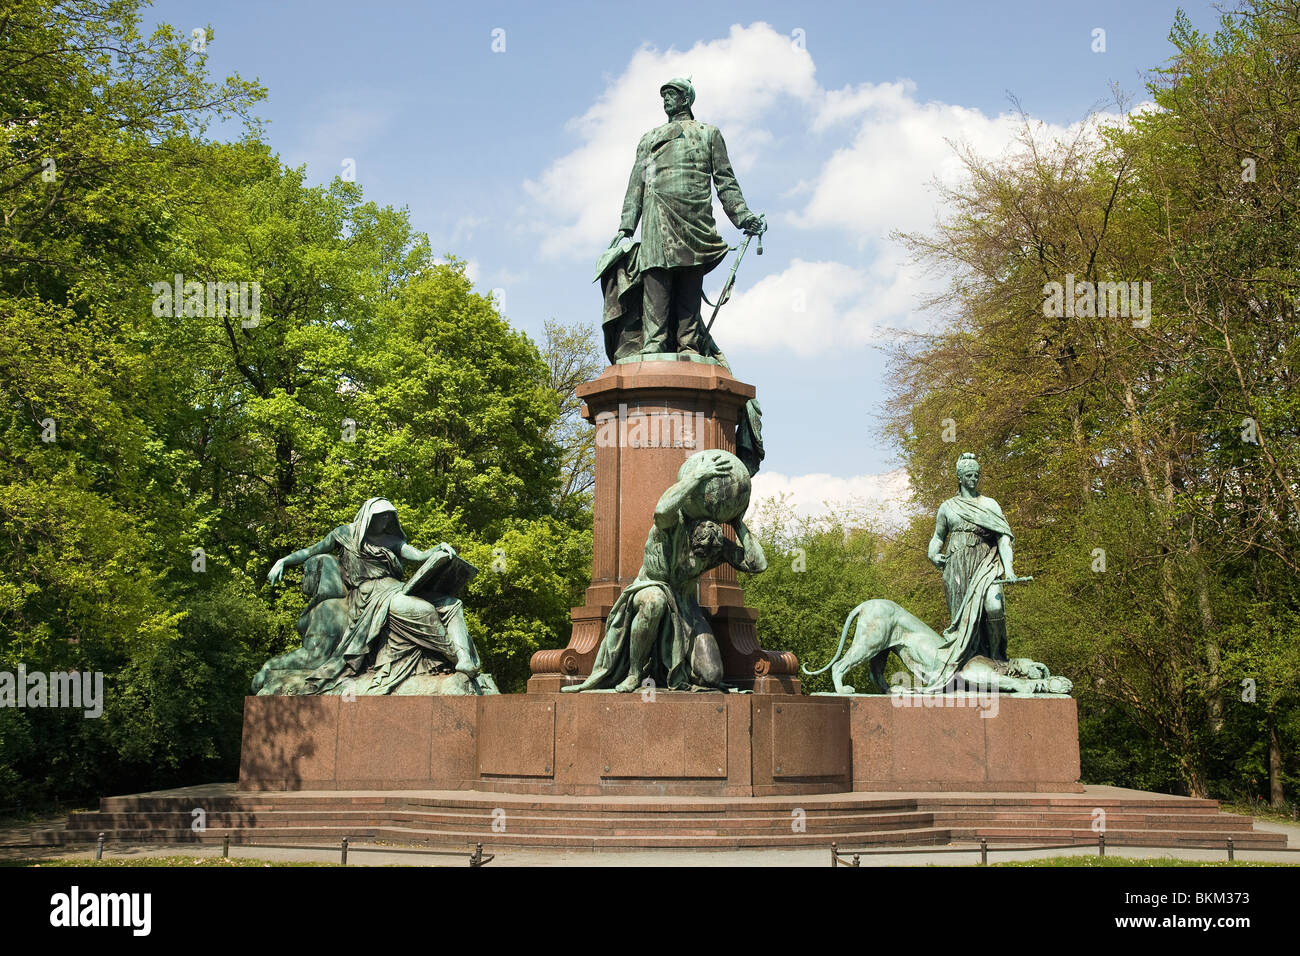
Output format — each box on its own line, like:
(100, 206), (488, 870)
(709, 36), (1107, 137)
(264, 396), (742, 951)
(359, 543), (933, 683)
(880, 1), (1300, 801)
(0, 0), (265, 806)
(0, 1), (594, 803)
(742, 498), (892, 694)
(542, 319), (603, 516)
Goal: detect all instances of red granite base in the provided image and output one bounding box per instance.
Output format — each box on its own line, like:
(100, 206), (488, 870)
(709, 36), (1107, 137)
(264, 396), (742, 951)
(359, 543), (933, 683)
(238, 693), (1080, 795)
(240, 693), (850, 796)
(846, 695), (1082, 792)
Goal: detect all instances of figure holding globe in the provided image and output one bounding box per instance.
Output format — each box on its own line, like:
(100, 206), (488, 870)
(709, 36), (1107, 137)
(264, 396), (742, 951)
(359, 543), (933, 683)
(563, 449), (766, 693)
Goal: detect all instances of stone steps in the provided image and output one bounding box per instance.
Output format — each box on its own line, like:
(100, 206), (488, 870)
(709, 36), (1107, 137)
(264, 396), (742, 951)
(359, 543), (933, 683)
(67, 809), (1262, 837)
(60, 824), (959, 850)
(65, 811), (935, 832)
(60, 787), (1286, 851)
(92, 792), (1224, 813)
(929, 812), (1256, 830)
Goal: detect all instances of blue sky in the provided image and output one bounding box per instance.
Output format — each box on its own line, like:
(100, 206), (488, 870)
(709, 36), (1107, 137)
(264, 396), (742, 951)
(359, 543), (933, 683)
(144, 0), (1225, 523)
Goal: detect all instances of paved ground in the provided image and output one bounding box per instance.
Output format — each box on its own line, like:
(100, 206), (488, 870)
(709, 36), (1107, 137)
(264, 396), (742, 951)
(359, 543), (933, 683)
(4, 820), (1298, 867)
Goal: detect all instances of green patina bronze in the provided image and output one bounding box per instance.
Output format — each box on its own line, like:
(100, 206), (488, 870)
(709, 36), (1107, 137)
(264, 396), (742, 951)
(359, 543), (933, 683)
(254, 498), (498, 696)
(563, 449), (766, 693)
(597, 78), (766, 366)
(928, 451), (1018, 660)
(805, 453), (1071, 696)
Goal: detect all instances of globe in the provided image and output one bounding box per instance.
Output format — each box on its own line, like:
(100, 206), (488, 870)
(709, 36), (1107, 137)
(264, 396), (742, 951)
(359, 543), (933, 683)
(675, 449), (751, 524)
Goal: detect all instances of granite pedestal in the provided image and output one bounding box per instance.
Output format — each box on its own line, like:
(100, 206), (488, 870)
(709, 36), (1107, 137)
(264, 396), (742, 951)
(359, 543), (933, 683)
(238, 692), (1080, 795)
(527, 359), (799, 694)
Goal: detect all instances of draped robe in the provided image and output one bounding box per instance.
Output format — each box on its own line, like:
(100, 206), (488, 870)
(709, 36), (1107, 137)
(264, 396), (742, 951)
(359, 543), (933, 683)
(922, 495), (1014, 691)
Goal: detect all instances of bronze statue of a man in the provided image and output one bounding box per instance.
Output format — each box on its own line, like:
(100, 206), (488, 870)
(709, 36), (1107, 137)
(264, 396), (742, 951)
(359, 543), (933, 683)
(597, 78), (766, 363)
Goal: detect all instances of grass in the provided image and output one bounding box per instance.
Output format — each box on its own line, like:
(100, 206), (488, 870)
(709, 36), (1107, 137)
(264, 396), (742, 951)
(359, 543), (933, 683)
(992, 855), (1295, 867)
(1, 856), (332, 867)
(1219, 800), (1300, 825)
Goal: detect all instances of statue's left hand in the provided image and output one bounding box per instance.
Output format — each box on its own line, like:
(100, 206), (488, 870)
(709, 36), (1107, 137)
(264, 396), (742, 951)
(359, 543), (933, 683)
(267, 558), (285, 586)
(743, 214), (767, 235)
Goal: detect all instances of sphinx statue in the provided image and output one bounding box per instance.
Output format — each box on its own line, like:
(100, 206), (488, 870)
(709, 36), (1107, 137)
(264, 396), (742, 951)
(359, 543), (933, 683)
(804, 454), (1070, 696)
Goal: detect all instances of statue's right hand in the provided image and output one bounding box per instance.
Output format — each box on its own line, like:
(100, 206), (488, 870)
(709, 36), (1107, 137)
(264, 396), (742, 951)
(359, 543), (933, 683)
(696, 450), (730, 482)
(931, 554), (947, 570)
(267, 559), (285, 586)
(609, 230), (630, 248)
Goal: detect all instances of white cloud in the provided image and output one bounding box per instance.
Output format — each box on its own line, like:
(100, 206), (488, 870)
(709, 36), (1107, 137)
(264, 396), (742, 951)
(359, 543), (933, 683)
(719, 248), (933, 353)
(525, 22), (1149, 356)
(523, 22), (818, 261)
(750, 467), (917, 532)
(451, 214), (487, 243)
(795, 82), (1143, 244)
(794, 83), (1029, 242)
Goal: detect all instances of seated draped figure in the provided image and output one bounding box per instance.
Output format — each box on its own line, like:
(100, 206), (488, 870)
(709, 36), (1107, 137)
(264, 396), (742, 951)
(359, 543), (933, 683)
(253, 498), (498, 697)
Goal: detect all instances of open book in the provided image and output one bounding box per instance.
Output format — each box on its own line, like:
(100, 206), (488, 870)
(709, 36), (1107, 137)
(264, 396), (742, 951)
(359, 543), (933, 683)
(403, 546), (478, 601)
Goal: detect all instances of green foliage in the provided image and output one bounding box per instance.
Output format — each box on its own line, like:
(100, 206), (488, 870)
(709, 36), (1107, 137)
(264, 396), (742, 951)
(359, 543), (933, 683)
(884, 0), (1300, 801)
(992, 857), (1291, 867)
(461, 517), (591, 693)
(1, 857), (333, 867)
(743, 499), (893, 695)
(0, 0), (591, 808)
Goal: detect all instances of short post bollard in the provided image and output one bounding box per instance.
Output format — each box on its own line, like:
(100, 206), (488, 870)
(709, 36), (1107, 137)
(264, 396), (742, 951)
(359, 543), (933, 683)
(96, 832), (105, 861)
(1227, 838), (1234, 862)
(831, 842), (838, 868)
(1098, 833), (1106, 857)
(222, 835), (230, 858)
(980, 839), (988, 866)
(852, 854), (860, 868)
(341, 836), (349, 866)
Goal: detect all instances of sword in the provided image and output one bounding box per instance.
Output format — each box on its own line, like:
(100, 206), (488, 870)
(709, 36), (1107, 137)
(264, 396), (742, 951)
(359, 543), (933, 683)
(992, 575), (1034, 585)
(705, 214), (765, 333)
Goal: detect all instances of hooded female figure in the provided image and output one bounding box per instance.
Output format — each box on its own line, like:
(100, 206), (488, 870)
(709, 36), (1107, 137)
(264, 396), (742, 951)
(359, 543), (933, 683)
(267, 498), (481, 693)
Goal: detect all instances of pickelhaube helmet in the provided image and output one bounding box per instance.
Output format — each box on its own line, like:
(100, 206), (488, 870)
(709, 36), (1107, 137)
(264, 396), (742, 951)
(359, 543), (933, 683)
(659, 77), (696, 115)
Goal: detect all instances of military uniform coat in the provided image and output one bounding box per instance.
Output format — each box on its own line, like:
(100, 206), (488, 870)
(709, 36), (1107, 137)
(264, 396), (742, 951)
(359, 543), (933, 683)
(619, 117), (755, 273)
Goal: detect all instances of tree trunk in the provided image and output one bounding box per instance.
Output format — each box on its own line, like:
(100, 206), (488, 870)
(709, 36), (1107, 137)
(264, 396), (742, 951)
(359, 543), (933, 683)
(1189, 535), (1222, 734)
(1269, 711), (1285, 809)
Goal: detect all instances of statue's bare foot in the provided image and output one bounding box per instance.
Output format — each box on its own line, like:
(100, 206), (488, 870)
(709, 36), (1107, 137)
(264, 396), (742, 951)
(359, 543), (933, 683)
(614, 673), (642, 693)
